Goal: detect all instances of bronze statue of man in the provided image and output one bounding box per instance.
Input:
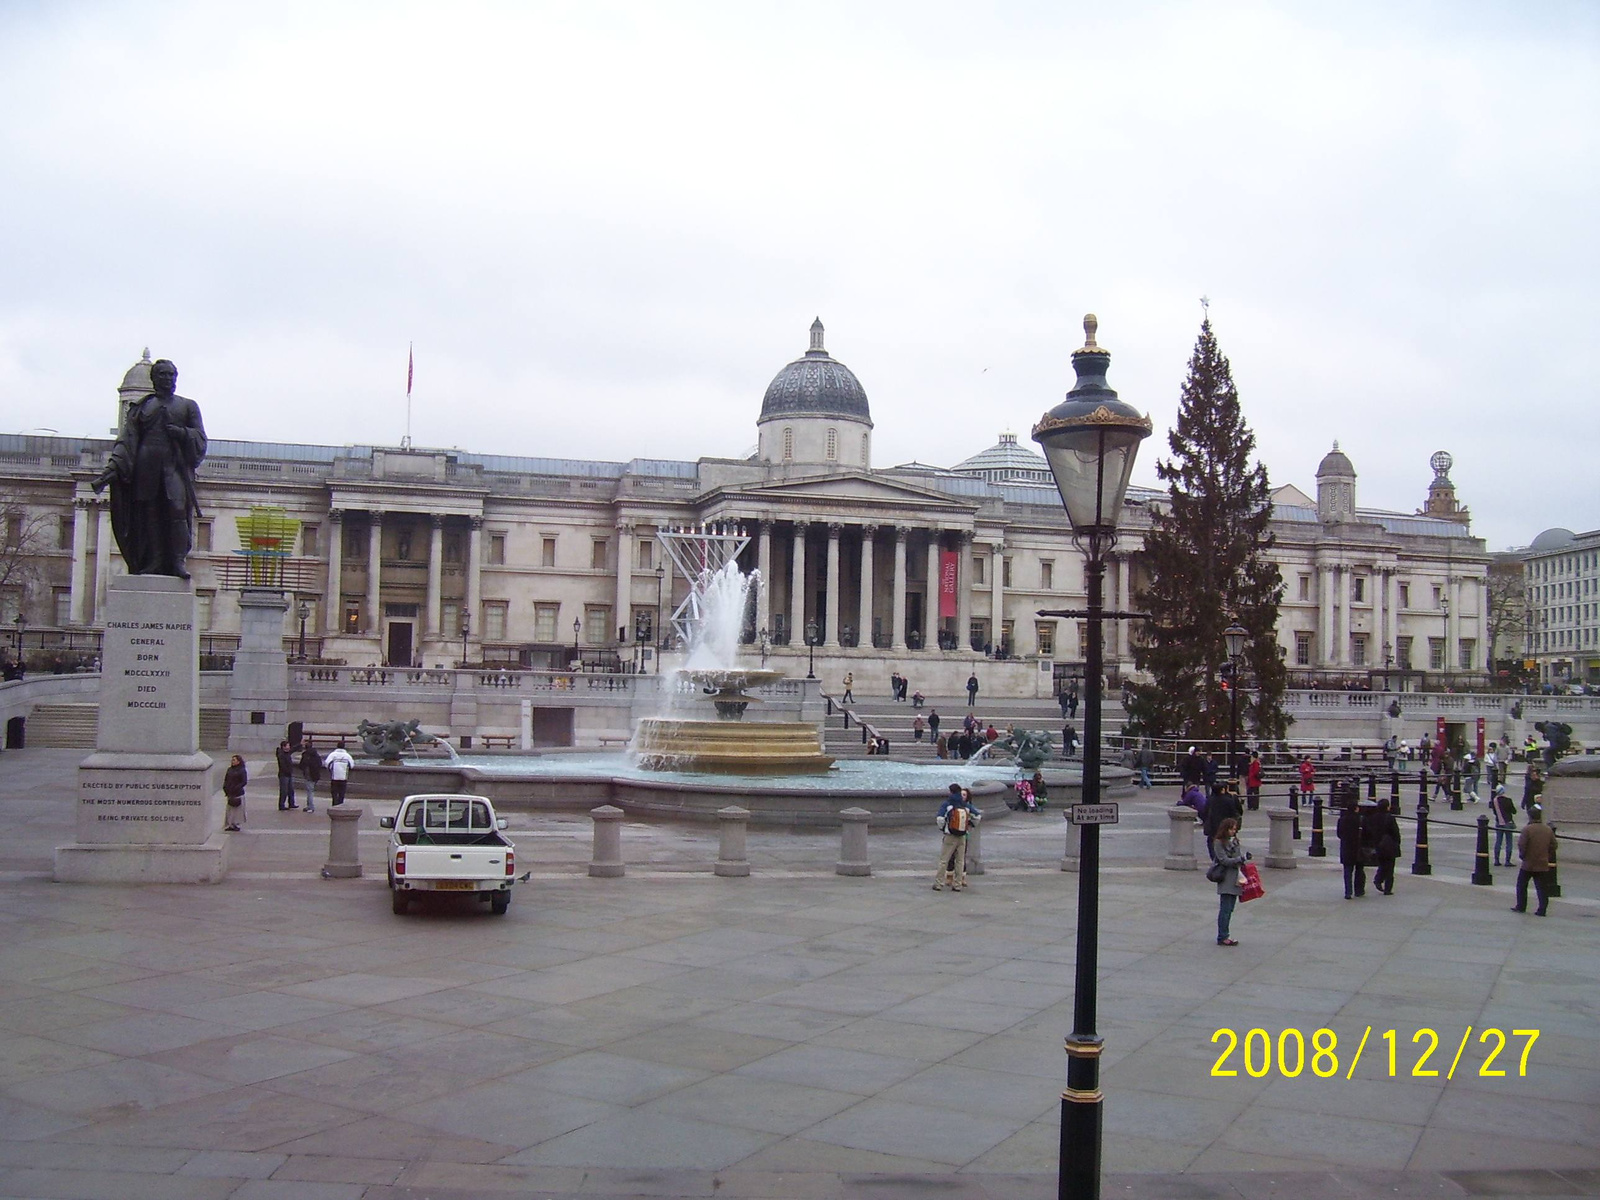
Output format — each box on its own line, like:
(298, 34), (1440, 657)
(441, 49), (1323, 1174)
(93, 358), (208, 578)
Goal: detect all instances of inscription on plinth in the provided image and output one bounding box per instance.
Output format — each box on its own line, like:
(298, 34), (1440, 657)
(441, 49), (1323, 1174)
(97, 575), (200, 755)
(76, 754), (217, 845)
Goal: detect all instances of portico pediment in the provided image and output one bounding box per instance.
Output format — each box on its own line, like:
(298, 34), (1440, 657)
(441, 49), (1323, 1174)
(703, 472), (976, 521)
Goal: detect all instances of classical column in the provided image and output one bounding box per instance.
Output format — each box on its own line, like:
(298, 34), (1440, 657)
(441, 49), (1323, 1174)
(954, 532), (971, 653)
(68, 496), (90, 624)
(1319, 564), (1334, 666)
(614, 522), (634, 645)
(990, 541), (1005, 651)
(1336, 566), (1351, 666)
(891, 527), (908, 650)
(1116, 556), (1132, 661)
(1371, 567), (1384, 666)
(789, 523), (808, 644)
(466, 517), (484, 646)
(325, 510), (344, 634)
(859, 526), (876, 648)
(757, 521), (773, 636)
(365, 512), (384, 635)
(94, 505), (112, 620)
(824, 523), (842, 647)
(1449, 576), (1461, 670)
(426, 514), (444, 639)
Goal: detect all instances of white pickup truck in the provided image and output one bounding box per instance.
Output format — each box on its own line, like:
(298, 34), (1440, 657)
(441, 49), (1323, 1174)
(380, 793), (517, 915)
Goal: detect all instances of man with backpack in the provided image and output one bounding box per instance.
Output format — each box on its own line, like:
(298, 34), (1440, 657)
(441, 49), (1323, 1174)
(933, 784), (980, 892)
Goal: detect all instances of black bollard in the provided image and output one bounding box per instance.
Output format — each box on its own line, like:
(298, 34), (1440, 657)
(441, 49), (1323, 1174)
(1367, 773), (1377, 803)
(843, 709), (851, 730)
(1451, 770), (1464, 812)
(1410, 806), (1432, 875)
(1418, 769), (1428, 812)
(1290, 785), (1302, 840)
(1470, 814), (1493, 885)
(861, 724), (869, 745)
(1308, 792), (1327, 857)
(1389, 771), (1401, 815)
(1547, 824), (1562, 898)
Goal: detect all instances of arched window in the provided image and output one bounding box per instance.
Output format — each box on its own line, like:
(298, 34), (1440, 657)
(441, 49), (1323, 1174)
(782, 428), (793, 460)
(861, 431), (869, 462)
(826, 428), (837, 460)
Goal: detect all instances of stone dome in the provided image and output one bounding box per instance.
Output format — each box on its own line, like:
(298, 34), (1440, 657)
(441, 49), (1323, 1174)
(1530, 527), (1576, 552)
(120, 348), (153, 394)
(758, 319), (871, 425)
(1316, 441), (1355, 478)
(953, 433), (1051, 483)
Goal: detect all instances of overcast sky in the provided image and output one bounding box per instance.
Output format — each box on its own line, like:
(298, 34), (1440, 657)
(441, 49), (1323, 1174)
(2, 1), (1595, 550)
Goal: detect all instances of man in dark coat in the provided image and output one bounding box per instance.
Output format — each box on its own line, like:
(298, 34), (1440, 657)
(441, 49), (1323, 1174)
(1203, 783), (1242, 863)
(1336, 798), (1373, 899)
(92, 358), (207, 578)
(275, 740), (298, 811)
(966, 674), (979, 706)
(1512, 804), (1556, 916)
(1364, 800), (1402, 895)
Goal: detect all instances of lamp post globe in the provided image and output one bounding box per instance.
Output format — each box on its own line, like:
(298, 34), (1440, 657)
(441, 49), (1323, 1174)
(1031, 314), (1151, 1200)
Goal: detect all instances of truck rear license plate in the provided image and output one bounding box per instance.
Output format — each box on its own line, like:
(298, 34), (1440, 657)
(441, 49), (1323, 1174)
(434, 881), (476, 891)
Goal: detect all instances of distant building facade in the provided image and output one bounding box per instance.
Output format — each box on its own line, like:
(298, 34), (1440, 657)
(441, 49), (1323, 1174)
(1520, 527), (1600, 686)
(0, 326), (1492, 691)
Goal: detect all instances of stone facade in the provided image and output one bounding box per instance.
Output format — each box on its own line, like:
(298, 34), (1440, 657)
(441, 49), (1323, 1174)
(0, 332), (1493, 694)
(1521, 527), (1600, 686)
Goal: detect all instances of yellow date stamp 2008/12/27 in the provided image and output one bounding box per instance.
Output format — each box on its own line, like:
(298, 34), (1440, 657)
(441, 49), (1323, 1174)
(1210, 1027), (1540, 1080)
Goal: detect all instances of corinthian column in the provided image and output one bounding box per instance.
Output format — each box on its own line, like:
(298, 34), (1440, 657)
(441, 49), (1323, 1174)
(954, 532), (972, 652)
(824, 523), (842, 648)
(325, 510), (344, 633)
(68, 496), (90, 625)
(365, 512), (383, 635)
(990, 541), (1005, 650)
(891, 527), (908, 650)
(756, 521), (773, 636)
(614, 521), (634, 646)
(790, 524), (807, 644)
(466, 517), (483, 650)
(426, 514), (444, 638)
(858, 526), (876, 648)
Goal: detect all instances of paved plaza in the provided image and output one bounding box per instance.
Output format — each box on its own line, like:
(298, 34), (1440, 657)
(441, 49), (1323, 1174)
(0, 748), (1596, 1199)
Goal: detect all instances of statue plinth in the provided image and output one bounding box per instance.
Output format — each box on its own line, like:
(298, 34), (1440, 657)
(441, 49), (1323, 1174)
(55, 576), (226, 883)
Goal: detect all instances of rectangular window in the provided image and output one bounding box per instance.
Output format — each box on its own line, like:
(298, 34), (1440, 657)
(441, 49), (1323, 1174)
(443, 530), (463, 563)
(195, 520), (212, 552)
(1352, 576), (1365, 603)
(1459, 639), (1475, 670)
(1298, 575), (1310, 601)
(632, 606), (655, 643)
(53, 587), (71, 626)
(483, 601), (508, 642)
(4, 514), (21, 545)
(442, 600), (460, 638)
(637, 541), (653, 571)
(1432, 585), (1442, 609)
(196, 591), (214, 630)
(534, 603), (558, 642)
(969, 619), (987, 650)
(584, 605), (611, 644)
(58, 515), (72, 550)
(1000, 619), (1014, 653)
(541, 536), (557, 567)
(1352, 634), (1367, 666)
(1040, 561), (1054, 591)
(1428, 637), (1446, 670)
(488, 534), (506, 565)
(1295, 631), (1312, 666)
(302, 524), (319, 556)
(343, 601), (362, 633)
(591, 539), (608, 570)
(1036, 622), (1055, 657)
(972, 558), (985, 585)
(344, 522), (365, 559)
(1398, 583), (1410, 608)
(1002, 558), (1012, 588)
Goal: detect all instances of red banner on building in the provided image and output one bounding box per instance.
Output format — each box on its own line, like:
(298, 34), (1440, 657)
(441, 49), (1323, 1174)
(939, 550), (958, 619)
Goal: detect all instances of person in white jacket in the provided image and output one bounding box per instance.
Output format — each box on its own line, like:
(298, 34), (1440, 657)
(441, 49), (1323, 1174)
(324, 740), (356, 806)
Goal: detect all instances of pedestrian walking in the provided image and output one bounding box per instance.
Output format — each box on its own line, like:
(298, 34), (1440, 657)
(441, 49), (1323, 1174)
(223, 754), (248, 832)
(1511, 804), (1555, 916)
(1522, 763), (1543, 814)
(275, 740), (297, 810)
(1367, 798), (1401, 895)
(1210, 817), (1247, 946)
(935, 733), (948, 759)
(1336, 795), (1374, 898)
(1062, 723), (1078, 759)
(933, 784), (980, 891)
(1182, 747), (1205, 788)
(912, 715), (925, 742)
(1137, 740), (1154, 788)
(1298, 755), (1316, 797)
(1204, 782), (1242, 863)
(1485, 743), (1500, 793)
(299, 736), (323, 813)
(966, 673), (979, 706)
(1491, 784), (1517, 866)
(927, 709), (941, 740)
(1245, 750), (1262, 809)
(841, 672), (854, 704)
(1067, 685), (1079, 719)
(889, 671), (902, 701)
(1463, 750), (1481, 803)
(1384, 733), (1399, 773)
(1058, 690), (1071, 718)
(324, 740), (355, 806)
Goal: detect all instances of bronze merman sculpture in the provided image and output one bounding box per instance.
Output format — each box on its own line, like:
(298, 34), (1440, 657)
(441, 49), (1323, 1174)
(93, 358), (208, 579)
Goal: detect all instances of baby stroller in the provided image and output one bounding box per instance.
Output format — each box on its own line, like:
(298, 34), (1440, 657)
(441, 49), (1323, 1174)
(1008, 779), (1039, 812)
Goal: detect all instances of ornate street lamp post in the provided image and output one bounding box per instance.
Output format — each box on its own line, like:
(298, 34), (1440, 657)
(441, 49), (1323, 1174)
(655, 564), (666, 673)
(805, 619), (818, 680)
(1224, 621), (1248, 780)
(297, 599), (311, 662)
(1032, 314), (1151, 1200)
(573, 617), (582, 663)
(459, 611), (470, 668)
(12, 612), (24, 671)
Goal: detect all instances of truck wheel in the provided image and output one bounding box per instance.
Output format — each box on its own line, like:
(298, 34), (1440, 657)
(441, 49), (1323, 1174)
(490, 892), (510, 915)
(391, 889), (409, 915)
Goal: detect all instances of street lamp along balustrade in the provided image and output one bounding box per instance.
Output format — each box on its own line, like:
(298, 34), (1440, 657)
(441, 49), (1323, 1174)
(804, 619), (818, 680)
(1224, 621), (1248, 781)
(1031, 314), (1152, 1200)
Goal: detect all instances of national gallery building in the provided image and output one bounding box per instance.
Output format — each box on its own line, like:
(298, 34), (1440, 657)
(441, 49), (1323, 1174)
(0, 322), (1491, 693)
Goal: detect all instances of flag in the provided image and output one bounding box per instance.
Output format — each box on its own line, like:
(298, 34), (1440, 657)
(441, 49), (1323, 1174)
(407, 344), (413, 396)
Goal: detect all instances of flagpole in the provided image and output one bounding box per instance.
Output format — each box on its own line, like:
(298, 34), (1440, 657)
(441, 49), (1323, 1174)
(404, 342), (414, 448)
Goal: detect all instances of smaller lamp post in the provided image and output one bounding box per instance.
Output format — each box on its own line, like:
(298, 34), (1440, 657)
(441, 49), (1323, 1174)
(459, 611), (470, 668)
(573, 616), (582, 665)
(805, 619), (818, 680)
(296, 599), (310, 662)
(1440, 591), (1451, 686)
(655, 564), (666, 672)
(1224, 621), (1247, 780)
(12, 612), (23, 671)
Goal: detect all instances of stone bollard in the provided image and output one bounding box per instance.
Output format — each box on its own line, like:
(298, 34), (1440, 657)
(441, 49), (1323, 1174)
(321, 805), (364, 878)
(966, 819), (985, 876)
(589, 805), (626, 878)
(714, 805), (751, 877)
(1164, 806), (1198, 871)
(1263, 807), (1297, 870)
(1061, 809), (1080, 872)
(836, 807), (872, 876)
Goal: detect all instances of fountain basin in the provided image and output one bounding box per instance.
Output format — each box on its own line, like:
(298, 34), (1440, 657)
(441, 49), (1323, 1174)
(632, 718), (833, 774)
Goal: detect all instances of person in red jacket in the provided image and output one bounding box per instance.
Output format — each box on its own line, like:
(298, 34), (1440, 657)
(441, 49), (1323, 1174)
(1298, 755), (1316, 796)
(1246, 750), (1264, 811)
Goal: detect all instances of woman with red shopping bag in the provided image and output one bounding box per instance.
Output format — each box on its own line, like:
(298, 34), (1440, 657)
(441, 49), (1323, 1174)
(1208, 817), (1256, 946)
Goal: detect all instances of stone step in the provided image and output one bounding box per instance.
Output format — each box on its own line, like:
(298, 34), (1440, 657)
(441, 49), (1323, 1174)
(26, 703), (232, 751)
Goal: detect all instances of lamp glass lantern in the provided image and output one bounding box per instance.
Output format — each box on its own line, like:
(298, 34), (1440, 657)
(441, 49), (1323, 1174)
(1224, 622), (1248, 660)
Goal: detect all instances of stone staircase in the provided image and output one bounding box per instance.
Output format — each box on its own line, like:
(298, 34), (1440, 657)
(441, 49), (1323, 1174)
(822, 694), (1073, 760)
(25, 703), (232, 752)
